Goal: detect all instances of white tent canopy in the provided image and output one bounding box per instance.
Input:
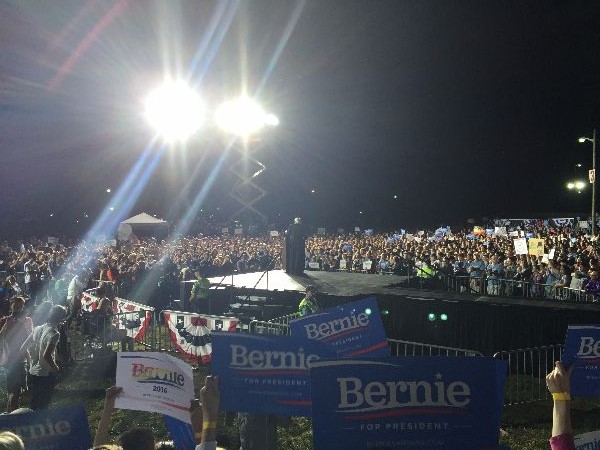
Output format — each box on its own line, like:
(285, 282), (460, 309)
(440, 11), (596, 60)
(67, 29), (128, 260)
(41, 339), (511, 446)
(121, 212), (167, 225)
(118, 213), (168, 241)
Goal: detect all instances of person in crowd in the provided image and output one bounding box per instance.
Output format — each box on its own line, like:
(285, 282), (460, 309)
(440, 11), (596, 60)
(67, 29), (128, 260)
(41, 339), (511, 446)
(189, 269), (211, 314)
(20, 304), (67, 410)
(583, 270), (600, 298)
(0, 276), (21, 317)
(67, 271), (86, 318)
(94, 376), (224, 450)
(298, 285), (319, 316)
(23, 253), (38, 300)
(468, 252), (486, 293)
(94, 285), (133, 352)
(0, 431), (25, 450)
(546, 361), (574, 450)
(236, 253), (249, 273)
(0, 297), (33, 412)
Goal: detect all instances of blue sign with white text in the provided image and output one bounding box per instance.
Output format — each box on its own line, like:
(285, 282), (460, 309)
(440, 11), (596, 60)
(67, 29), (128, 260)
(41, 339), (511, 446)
(290, 297), (390, 358)
(562, 325), (600, 397)
(164, 415), (196, 450)
(211, 332), (336, 416)
(0, 405), (92, 450)
(310, 357), (507, 450)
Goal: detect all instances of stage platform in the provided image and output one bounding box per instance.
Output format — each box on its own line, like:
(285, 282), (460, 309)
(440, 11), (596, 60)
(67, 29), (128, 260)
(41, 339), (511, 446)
(204, 269), (600, 355)
(209, 269), (599, 313)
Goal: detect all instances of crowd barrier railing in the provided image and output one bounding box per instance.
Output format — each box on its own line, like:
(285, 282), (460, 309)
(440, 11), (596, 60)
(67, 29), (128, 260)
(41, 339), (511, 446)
(248, 320), (291, 335)
(70, 310), (158, 361)
(493, 343), (563, 406)
(387, 339), (483, 357)
(444, 274), (598, 303)
(268, 312), (301, 326)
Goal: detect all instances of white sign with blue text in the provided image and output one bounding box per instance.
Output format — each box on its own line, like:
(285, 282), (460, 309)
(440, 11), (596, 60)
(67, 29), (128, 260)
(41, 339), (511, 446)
(115, 352), (195, 423)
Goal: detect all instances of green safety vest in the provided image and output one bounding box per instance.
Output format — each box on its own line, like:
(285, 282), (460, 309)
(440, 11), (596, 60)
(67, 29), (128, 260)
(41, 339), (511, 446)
(191, 278), (211, 301)
(298, 297), (319, 316)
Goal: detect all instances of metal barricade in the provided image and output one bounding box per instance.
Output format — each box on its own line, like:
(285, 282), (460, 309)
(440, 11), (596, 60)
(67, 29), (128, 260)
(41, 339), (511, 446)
(444, 274), (599, 303)
(268, 312), (301, 326)
(493, 344), (563, 406)
(387, 339), (483, 357)
(248, 320), (290, 335)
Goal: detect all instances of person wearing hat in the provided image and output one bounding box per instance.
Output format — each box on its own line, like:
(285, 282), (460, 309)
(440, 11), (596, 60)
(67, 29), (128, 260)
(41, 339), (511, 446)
(0, 297), (33, 412)
(298, 285), (320, 316)
(189, 269), (211, 314)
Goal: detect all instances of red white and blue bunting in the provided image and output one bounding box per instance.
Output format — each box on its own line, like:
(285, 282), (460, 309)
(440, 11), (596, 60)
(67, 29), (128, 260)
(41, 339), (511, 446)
(79, 292), (152, 341)
(162, 310), (238, 364)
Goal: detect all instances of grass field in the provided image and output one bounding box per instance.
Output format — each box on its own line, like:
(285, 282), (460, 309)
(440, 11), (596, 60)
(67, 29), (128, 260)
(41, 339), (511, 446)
(2, 358), (599, 450)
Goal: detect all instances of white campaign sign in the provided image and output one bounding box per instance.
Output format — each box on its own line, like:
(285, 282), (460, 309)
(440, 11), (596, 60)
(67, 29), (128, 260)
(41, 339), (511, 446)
(115, 352), (194, 423)
(514, 238), (528, 255)
(575, 430), (600, 450)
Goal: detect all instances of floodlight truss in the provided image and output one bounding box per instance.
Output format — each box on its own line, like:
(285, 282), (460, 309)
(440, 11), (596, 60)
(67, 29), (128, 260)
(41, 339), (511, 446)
(228, 145), (268, 222)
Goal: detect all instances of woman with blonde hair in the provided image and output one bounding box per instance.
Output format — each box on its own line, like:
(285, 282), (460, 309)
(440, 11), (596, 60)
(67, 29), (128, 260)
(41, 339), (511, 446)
(0, 431), (25, 450)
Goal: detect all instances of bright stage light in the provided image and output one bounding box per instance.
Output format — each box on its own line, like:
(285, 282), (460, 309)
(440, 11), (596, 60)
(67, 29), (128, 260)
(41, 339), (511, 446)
(215, 97), (278, 137)
(144, 80), (205, 142)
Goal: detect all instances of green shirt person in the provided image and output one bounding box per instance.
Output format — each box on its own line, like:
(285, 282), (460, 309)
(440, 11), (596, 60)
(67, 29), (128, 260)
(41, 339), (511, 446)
(190, 270), (211, 313)
(298, 285), (319, 316)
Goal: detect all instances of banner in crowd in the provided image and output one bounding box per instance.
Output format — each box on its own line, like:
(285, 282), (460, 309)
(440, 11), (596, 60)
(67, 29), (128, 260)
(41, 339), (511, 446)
(528, 238), (545, 256)
(562, 325), (600, 397)
(290, 297), (389, 358)
(494, 218), (575, 229)
(114, 297), (153, 341)
(309, 357), (507, 450)
(163, 311), (238, 364)
(115, 352), (195, 423)
(0, 405), (92, 450)
(575, 430), (600, 450)
(81, 291), (100, 312)
(81, 293), (152, 341)
(211, 332), (336, 416)
(513, 238), (528, 255)
(494, 226), (507, 236)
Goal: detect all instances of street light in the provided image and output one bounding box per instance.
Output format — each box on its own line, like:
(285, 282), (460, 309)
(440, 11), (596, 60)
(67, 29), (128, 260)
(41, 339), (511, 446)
(578, 129), (597, 237)
(566, 180), (586, 193)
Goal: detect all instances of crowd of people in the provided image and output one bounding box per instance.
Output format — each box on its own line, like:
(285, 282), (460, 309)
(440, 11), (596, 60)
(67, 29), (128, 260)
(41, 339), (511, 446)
(0, 226), (595, 448)
(305, 227), (600, 301)
(1, 224), (600, 314)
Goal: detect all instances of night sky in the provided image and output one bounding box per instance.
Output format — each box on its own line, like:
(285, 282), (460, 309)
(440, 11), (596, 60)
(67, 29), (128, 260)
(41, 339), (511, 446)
(2, 0), (600, 236)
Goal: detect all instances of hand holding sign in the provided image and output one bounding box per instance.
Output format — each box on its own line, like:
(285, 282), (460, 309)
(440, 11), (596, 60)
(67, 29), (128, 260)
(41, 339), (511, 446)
(546, 361), (575, 444)
(545, 361), (573, 396)
(200, 375), (220, 421)
(198, 375), (220, 444)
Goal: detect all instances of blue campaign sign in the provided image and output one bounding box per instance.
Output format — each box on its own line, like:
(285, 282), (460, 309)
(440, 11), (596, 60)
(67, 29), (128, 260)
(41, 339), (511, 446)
(164, 415), (196, 450)
(290, 297), (390, 358)
(310, 357), (507, 450)
(0, 404), (92, 450)
(562, 325), (600, 397)
(211, 332), (336, 416)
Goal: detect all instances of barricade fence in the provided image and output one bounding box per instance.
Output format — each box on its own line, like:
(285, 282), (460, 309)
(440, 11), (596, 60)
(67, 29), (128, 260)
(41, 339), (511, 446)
(445, 275), (598, 303)
(387, 339), (483, 357)
(493, 344), (563, 406)
(65, 305), (565, 407)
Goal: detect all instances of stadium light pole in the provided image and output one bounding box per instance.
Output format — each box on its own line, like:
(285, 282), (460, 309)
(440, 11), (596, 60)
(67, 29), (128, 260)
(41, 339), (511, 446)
(215, 96), (279, 223)
(578, 129), (597, 238)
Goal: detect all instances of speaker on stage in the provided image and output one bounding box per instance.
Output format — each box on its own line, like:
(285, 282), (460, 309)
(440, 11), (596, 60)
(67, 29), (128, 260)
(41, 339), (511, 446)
(285, 217), (306, 275)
